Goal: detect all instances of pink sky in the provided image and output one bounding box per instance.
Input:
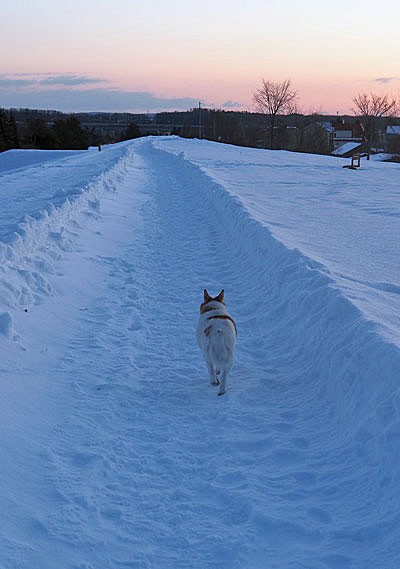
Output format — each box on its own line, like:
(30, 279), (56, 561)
(1, 0), (399, 114)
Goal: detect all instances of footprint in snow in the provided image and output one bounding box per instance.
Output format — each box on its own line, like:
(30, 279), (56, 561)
(292, 471), (317, 486)
(70, 452), (101, 468)
(128, 318), (142, 331)
(290, 436), (310, 449)
(269, 448), (303, 467)
(307, 507), (332, 524)
(271, 422), (295, 433)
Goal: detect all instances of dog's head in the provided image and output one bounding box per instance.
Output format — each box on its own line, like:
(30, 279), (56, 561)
(200, 289), (225, 314)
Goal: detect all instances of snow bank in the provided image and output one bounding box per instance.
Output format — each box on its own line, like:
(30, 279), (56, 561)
(0, 148), (85, 174)
(157, 145), (400, 431)
(156, 137), (400, 347)
(149, 145), (400, 566)
(0, 144), (134, 314)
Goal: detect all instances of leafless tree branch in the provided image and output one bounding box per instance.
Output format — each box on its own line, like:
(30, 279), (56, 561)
(253, 79), (298, 148)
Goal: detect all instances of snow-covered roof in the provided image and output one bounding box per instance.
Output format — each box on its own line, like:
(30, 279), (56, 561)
(332, 141), (362, 156)
(386, 125), (400, 135)
(318, 121), (334, 133)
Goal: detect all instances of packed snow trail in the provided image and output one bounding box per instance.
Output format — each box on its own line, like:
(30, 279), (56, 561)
(1, 138), (400, 568)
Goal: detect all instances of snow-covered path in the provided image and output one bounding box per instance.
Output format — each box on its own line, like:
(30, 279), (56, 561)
(1, 138), (400, 568)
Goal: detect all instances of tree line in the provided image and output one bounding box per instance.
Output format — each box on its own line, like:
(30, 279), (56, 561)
(0, 109), (142, 152)
(0, 109), (19, 152)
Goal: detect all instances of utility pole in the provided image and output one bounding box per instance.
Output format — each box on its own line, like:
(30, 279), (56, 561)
(198, 101), (202, 139)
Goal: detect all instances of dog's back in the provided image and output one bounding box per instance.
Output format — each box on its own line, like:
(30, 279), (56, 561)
(196, 289), (237, 395)
(197, 314), (236, 364)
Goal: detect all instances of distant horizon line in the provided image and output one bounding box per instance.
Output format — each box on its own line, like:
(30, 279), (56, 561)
(6, 105), (395, 119)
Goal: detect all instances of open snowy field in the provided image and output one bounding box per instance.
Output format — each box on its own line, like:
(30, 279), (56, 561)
(0, 137), (399, 569)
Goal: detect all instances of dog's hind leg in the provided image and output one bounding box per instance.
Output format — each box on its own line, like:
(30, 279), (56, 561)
(207, 362), (219, 385)
(218, 369), (227, 396)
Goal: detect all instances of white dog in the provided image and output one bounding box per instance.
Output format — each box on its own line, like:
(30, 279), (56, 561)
(196, 289), (237, 396)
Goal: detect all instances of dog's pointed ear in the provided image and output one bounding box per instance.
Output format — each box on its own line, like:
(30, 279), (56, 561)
(216, 289), (225, 303)
(204, 289), (211, 302)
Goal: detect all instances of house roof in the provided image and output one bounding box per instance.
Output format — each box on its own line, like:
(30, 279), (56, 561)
(332, 141), (363, 156)
(387, 125), (400, 135)
(318, 121), (334, 132)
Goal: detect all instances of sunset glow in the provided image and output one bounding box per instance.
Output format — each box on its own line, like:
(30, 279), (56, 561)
(1, 0), (399, 113)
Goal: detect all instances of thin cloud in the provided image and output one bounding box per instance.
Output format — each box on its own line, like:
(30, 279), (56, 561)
(0, 73), (200, 112)
(0, 84), (200, 113)
(0, 76), (34, 88)
(0, 73), (107, 90)
(375, 77), (399, 84)
(38, 74), (107, 87)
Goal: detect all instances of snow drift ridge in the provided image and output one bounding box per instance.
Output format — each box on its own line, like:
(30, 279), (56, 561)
(153, 145), (400, 563)
(0, 146), (135, 315)
(159, 144), (400, 464)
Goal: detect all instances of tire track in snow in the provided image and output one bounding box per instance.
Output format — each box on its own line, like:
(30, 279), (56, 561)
(5, 138), (400, 569)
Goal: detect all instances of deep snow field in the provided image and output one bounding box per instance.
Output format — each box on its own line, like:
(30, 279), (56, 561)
(0, 137), (399, 569)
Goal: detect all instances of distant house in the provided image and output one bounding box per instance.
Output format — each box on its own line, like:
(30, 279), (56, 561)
(332, 119), (363, 149)
(302, 122), (333, 153)
(317, 121), (335, 148)
(385, 125), (400, 157)
(319, 121), (334, 132)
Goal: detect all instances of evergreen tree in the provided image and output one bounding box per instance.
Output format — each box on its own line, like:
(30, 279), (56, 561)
(28, 118), (57, 149)
(52, 116), (89, 149)
(0, 109), (7, 152)
(6, 113), (20, 149)
(124, 122), (141, 140)
(0, 108), (20, 152)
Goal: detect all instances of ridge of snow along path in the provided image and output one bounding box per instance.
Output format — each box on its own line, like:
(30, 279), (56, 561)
(0, 137), (400, 568)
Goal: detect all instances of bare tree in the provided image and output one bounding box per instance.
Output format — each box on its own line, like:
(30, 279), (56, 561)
(352, 92), (397, 150)
(253, 78), (298, 149)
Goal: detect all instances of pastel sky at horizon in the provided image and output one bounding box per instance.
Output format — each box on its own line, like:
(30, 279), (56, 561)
(1, 0), (399, 114)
